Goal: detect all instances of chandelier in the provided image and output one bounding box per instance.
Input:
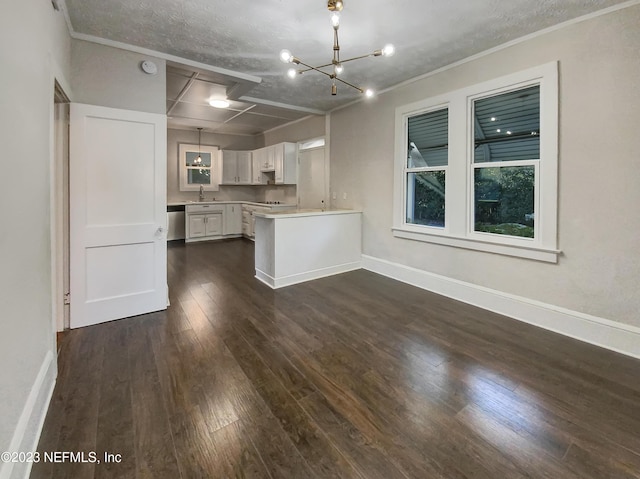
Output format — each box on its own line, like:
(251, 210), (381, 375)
(279, 0), (395, 97)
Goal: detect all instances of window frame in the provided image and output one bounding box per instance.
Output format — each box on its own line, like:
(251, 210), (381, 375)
(393, 62), (559, 262)
(178, 142), (222, 192)
(405, 104), (449, 230)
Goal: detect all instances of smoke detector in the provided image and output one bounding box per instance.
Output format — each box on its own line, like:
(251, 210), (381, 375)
(140, 60), (158, 75)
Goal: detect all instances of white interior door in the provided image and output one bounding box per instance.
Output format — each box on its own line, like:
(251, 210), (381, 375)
(70, 103), (167, 329)
(298, 147), (327, 209)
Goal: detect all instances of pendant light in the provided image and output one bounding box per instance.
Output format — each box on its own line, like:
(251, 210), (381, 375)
(194, 127), (203, 166)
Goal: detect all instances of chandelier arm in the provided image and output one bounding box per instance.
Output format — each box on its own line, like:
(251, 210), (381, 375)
(294, 60), (336, 79)
(298, 62), (335, 73)
(296, 50), (380, 73)
(338, 52), (378, 64)
(333, 75), (364, 93)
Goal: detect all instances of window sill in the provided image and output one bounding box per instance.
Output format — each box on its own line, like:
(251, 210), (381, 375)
(392, 227), (560, 263)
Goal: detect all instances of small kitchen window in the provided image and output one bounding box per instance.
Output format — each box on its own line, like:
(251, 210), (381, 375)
(178, 143), (221, 191)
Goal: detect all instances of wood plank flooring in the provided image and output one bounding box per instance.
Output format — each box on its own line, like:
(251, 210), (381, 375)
(33, 239), (640, 478)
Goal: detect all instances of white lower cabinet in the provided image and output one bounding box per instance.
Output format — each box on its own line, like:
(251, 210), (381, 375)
(224, 204), (243, 235)
(188, 213), (222, 239)
(186, 204), (225, 242)
(241, 205), (272, 240)
(186, 202), (292, 243)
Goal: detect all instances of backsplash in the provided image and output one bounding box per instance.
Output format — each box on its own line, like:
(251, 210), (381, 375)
(168, 185), (297, 205)
(261, 185), (297, 205)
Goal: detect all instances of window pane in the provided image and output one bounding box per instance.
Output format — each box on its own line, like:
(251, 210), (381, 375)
(187, 168), (211, 185)
(408, 108), (448, 167)
(186, 151), (212, 167)
(407, 171), (445, 227)
(474, 166), (534, 238)
(474, 85), (539, 163)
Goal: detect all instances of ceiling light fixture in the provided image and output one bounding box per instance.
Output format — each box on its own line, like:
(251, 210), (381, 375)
(280, 0), (394, 97)
(209, 99), (230, 109)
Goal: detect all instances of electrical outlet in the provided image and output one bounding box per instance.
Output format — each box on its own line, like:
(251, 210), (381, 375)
(332, 192), (337, 200)
(343, 192), (347, 199)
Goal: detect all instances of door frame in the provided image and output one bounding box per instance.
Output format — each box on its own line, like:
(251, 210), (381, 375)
(51, 79), (71, 334)
(296, 136), (329, 208)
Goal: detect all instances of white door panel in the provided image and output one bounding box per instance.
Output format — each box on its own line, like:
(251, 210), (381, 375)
(298, 147), (327, 209)
(70, 103), (167, 328)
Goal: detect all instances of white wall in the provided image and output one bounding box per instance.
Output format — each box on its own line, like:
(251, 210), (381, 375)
(260, 115), (327, 205)
(0, 1), (71, 478)
(330, 5), (640, 330)
(262, 114), (326, 145)
(71, 39), (166, 114)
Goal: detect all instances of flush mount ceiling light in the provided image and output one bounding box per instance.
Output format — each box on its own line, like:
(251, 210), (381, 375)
(209, 99), (230, 109)
(280, 0), (394, 97)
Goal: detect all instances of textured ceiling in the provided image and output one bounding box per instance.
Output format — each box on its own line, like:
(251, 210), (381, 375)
(64, 0), (629, 115)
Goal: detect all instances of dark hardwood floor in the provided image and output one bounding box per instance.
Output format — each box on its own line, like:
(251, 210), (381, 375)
(33, 239), (640, 478)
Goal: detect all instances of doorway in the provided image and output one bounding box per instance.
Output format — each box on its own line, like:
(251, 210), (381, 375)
(297, 140), (327, 209)
(53, 81), (70, 334)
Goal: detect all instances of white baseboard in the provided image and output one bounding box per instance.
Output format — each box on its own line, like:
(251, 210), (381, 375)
(256, 261), (362, 289)
(362, 254), (640, 359)
(0, 351), (56, 479)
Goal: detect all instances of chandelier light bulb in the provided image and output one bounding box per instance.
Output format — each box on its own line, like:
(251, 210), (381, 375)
(335, 63), (344, 75)
(381, 44), (395, 57)
(280, 49), (293, 63)
(365, 89), (375, 98)
(287, 68), (297, 79)
(331, 12), (340, 28)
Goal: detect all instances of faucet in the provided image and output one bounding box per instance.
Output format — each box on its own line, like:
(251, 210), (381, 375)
(199, 184), (205, 202)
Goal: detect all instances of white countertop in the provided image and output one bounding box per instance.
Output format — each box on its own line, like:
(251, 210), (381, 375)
(167, 200), (296, 208)
(254, 208), (362, 219)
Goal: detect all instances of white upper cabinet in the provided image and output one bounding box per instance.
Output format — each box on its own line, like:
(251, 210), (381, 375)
(252, 150), (266, 184)
(273, 142), (297, 184)
(222, 150), (252, 184)
(227, 143), (298, 186)
(255, 147), (273, 171)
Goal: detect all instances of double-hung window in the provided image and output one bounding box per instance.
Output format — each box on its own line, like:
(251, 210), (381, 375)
(178, 143), (221, 191)
(471, 85), (539, 239)
(406, 107), (448, 228)
(394, 62), (558, 262)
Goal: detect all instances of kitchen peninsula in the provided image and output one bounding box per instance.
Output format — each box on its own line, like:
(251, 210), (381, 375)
(253, 209), (362, 289)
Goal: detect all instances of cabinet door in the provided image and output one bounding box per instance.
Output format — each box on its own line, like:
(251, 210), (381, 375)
(237, 151), (252, 184)
(188, 215), (206, 238)
(253, 148), (264, 171)
(224, 204), (243, 234)
(205, 213), (223, 236)
(222, 150), (238, 184)
(273, 144), (284, 183)
(252, 154), (265, 184)
(266, 145), (276, 169)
